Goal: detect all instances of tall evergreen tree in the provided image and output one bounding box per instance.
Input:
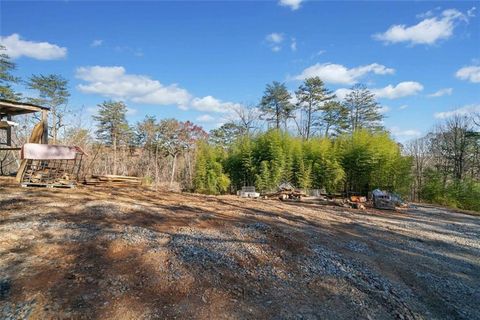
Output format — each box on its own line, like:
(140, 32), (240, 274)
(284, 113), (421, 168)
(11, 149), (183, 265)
(209, 122), (244, 147)
(93, 100), (131, 175)
(259, 81), (294, 130)
(295, 77), (335, 140)
(27, 74), (70, 143)
(135, 115), (157, 149)
(320, 101), (349, 137)
(343, 84), (383, 133)
(0, 45), (21, 101)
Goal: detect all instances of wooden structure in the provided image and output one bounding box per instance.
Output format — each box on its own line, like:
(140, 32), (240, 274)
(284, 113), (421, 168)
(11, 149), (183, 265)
(20, 146), (86, 188)
(0, 99), (49, 150)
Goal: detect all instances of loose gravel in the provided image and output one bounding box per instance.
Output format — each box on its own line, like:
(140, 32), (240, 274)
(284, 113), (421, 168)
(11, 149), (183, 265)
(0, 180), (479, 319)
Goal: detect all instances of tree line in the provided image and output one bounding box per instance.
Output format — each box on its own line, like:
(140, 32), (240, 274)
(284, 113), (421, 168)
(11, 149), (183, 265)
(1, 45), (479, 211)
(407, 116), (480, 210)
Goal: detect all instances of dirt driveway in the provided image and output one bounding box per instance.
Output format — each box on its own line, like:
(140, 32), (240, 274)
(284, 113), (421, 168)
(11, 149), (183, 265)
(1, 179), (479, 319)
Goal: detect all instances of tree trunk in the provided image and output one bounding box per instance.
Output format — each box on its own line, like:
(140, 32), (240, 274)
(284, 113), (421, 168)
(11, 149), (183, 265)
(170, 153), (177, 189)
(306, 103), (312, 140)
(52, 107), (57, 144)
(113, 133), (117, 175)
(276, 103), (280, 130)
(155, 144), (159, 191)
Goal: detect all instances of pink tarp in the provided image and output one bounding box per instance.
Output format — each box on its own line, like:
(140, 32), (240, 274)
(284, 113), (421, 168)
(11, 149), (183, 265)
(21, 143), (85, 160)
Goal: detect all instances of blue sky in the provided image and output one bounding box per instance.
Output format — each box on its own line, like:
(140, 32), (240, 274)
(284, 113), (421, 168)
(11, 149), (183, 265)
(1, 0), (479, 141)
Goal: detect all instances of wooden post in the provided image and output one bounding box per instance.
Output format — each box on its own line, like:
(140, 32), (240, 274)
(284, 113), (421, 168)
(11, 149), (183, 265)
(6, 115), (12, 146)
(41, 110), (48, 144)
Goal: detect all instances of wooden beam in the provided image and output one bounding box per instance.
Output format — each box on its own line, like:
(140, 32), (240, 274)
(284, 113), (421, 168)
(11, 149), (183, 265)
(6, 115), (11, 146)
(0, 100), (46, 112)
(0, 147), (21, 151)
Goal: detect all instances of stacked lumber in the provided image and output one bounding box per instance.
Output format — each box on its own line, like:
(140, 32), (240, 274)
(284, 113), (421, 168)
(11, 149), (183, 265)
(84, 175), (142, 187)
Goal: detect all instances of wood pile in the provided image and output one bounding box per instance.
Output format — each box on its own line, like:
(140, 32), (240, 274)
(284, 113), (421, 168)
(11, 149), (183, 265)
(263, 189), (307, 201)
(84, 175), (142, 187)
(26, 171), (73, 185)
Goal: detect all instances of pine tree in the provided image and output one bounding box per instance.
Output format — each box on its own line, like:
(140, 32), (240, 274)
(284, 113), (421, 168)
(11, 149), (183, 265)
(259, 81), (294, 130)
(295, 77), (335, 139)
(344, 84), (383, 133)
(27, 74), (70, 143)
(319, 101), (349, 137)
(209, 122), (244, 147)
(0, 45), (21, 101)
(93, 100), (131, 175)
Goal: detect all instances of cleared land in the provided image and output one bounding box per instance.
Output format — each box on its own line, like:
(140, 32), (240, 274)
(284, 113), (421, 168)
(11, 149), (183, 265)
(0, 178), (479, 320)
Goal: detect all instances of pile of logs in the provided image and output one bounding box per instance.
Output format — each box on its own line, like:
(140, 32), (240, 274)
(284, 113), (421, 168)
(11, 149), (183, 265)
(263, 184), (307, 201)
(83, 175), (142, 187)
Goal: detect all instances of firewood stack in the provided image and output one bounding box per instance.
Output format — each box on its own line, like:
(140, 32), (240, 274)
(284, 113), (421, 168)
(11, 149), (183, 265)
(83, 175), (142, 187)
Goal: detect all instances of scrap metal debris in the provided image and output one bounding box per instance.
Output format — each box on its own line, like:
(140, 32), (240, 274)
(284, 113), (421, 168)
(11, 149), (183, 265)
(372, 189), (407, 210)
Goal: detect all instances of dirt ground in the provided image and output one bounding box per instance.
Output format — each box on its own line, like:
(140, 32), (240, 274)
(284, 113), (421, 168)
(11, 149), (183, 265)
(0, 177), (479, 320)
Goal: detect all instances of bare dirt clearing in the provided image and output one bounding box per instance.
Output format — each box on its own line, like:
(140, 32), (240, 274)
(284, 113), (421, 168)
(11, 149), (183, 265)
(1, 178), (479, 319)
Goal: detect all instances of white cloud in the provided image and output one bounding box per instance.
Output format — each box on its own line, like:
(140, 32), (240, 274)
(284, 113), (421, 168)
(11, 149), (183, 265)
(114, 45), (144, 57)
(278, 0), (303, 10)
(295, 62), (395, 84)
(399, 104), (409, 110)
(334, 88), (352, 100)
(378, 106), (391, 114)
(428, 88), (453, 97)
(76, 66), (125, 82)
(272, 46), (281, 52)
(0, 33), (67, 60)
(196, 114), (215, 123)
(309, 50), (326, 60)
(288, 91), (299, 105)
(131, 85), (191, 105)
(372, 81), (423, 99)
(76, 66), (240, 113)
(390, 127), (422, 138)
(90, 39), (103, 47)
(86, 105), (136, 116)
(434, 104), (480, 119)
(266, 33), (284, 52)
(373, 8), (471, 45)
(266, 33), (283, 44)
(416, 10), (435, 19)
(190, 96), (242, 113)
(290, 38), (297, 51)
(76, 66), (192, 106)
(86, 106), (98, 114)
(455, 65), (480, 83)
(335, 82), (422, 100)
(467, 7), (476, 17)
(126, 108), (137, 116)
